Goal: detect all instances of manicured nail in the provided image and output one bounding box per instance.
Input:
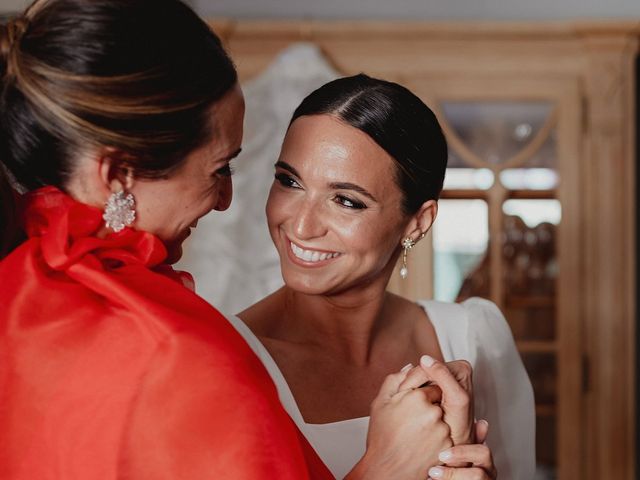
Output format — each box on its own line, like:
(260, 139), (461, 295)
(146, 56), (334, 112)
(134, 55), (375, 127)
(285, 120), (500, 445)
(420, 354), (435, 367)
(400, 363), (413, 372)
(438, 449), (453, 462)
(428, 466), (444, 478)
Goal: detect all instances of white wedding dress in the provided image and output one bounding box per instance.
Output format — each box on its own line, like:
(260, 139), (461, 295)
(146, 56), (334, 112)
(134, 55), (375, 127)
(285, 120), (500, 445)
(226, 297), (536, 480)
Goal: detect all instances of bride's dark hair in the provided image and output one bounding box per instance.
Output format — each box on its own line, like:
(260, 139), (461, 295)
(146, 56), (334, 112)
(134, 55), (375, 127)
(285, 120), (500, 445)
(0, 0), (237, 257)
(290, 74), (448, 215)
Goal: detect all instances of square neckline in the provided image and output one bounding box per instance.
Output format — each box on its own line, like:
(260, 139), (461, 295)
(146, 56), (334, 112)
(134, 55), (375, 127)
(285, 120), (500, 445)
(231, 299), (458, 428)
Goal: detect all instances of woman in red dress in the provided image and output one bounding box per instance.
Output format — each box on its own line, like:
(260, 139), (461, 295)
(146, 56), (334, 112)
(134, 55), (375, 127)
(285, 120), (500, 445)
(0, 1), (481, 479)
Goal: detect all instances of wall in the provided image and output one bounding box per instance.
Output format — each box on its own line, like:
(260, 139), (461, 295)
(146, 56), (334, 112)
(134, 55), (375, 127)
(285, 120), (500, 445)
(0, 0), (195, 14)
(193, 0), (640, 19)
(0, 0), (29, 14)
(2, 0), (639, 18)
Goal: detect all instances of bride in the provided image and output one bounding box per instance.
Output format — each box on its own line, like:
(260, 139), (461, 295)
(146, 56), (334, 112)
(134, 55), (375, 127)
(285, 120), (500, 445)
(231, 74), (536, 479)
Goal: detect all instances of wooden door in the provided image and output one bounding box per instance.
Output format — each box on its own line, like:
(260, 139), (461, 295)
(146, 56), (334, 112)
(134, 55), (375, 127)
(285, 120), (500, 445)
(389, 74), (584, 479)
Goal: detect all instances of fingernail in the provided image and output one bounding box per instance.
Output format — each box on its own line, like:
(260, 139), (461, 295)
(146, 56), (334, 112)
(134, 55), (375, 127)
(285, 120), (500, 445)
(420, 354), (435, 367)
(400, 363), (413, 372)
(478, 419), (489, 428)
(438, 449), (453, 462)
(428, 466), (444, 478)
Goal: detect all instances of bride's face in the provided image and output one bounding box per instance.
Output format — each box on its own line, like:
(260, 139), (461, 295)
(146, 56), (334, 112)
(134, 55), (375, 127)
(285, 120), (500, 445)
(266, 114), (409, 295)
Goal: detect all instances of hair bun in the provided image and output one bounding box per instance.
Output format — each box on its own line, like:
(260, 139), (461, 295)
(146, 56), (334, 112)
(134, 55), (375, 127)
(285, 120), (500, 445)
(0, 17), (28, 78)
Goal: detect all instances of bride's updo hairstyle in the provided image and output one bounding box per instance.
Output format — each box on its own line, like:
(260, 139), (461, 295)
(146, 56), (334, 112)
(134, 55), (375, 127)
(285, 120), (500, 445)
(0, 0), (237, 257)
(290, 74), (447, 215)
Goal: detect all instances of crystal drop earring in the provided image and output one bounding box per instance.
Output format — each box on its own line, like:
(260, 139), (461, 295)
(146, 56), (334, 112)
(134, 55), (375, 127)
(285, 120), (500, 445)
(103, 190), (136, 232)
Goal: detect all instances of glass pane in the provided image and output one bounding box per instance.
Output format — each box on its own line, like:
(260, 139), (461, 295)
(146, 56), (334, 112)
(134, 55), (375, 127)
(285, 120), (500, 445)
(500, 168), (559, 190)
(443, 167), (494, 190)
(502, 201), (559, 342)
(502, 199), (560, 478)
(536, 415), (557, 479)
(441, 101), (555, 166)
(433, 199), (488, 302)
(502, 199), (561, 228)
(499, 129), (558, 189)
(522, 353), (556, 406)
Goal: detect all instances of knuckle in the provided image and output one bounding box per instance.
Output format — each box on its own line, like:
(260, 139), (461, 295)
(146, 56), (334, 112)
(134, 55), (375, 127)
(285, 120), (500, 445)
(449, 390), (470, 407)
(457, 359), (472, 374)
(386, 371), (402, 382)
(434, 422), (452, 443)
(425, 404), (444, 423)
(479, 444), (492, 459)
(431, 360), (447, 373)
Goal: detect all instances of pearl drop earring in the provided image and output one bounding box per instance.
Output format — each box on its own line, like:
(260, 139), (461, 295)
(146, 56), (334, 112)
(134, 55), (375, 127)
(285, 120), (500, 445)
(400, 237), (416, 279)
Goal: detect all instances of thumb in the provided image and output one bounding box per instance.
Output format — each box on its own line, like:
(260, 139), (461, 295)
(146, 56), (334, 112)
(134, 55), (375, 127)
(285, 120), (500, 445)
(475, 419), (489, 444)
(375, 363), (413, 401)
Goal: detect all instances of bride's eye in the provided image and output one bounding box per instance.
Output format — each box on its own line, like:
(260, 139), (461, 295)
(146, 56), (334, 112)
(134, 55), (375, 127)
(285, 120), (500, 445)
(335, 195), (367, 210)
(274, 172), (302, 189)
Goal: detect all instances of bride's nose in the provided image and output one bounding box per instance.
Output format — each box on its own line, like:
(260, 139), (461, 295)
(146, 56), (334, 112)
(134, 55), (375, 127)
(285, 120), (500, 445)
(292, 198), (327, 240)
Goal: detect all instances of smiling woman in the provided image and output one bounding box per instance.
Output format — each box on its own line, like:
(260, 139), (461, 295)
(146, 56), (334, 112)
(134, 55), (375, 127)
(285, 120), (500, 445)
(237, 74), (535, 479)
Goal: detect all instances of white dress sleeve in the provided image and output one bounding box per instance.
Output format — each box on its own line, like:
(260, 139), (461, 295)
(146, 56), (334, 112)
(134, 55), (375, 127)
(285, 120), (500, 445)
(462, 297), (536, 480)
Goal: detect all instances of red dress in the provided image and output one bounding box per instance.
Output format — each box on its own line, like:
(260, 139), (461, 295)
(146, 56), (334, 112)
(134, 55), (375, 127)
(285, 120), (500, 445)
(0, 187), (333, 479)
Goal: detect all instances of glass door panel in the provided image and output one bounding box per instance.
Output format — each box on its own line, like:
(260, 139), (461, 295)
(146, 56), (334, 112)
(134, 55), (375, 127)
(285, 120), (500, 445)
(432, 199), (489, 302)
(434, 99), (561, 479)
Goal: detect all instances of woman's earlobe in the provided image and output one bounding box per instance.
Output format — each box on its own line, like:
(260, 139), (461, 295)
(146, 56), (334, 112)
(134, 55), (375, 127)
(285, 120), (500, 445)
(99, 149), (137, 193)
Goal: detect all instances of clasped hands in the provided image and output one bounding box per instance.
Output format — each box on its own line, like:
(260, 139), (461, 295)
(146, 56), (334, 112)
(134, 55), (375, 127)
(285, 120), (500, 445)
(349, 355), (497, 480)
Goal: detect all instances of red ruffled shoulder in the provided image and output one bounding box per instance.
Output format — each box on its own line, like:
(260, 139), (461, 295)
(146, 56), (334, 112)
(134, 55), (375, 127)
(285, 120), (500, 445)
(0, 186), (333, 479)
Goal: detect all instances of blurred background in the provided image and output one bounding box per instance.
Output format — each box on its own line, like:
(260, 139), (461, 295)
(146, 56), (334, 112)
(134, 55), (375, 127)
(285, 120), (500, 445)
(1, 1), (637, 479)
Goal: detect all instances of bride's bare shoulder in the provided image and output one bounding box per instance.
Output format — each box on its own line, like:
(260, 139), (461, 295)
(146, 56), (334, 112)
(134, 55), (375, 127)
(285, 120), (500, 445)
(237, 288), (286, 336)
(386, 291), (427, 318)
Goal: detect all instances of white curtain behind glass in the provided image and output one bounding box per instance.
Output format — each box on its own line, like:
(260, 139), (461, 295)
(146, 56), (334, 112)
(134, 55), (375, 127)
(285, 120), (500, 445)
(176, 43), (339, 315)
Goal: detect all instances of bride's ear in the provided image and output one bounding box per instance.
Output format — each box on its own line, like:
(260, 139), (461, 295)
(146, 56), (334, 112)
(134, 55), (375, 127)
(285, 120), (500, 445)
(98, 148), (135, 193)
(402, 199), (438, 242)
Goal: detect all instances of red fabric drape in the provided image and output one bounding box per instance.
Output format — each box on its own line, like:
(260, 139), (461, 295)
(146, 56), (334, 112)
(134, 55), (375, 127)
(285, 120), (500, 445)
(0, 186), (333, 480)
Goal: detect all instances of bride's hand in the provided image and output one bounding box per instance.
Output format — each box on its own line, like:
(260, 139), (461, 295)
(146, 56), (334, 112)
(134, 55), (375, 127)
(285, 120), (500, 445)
(427, 420), (497, 480)
(399, 355), (475, 446)
(346, 364), (452, 480)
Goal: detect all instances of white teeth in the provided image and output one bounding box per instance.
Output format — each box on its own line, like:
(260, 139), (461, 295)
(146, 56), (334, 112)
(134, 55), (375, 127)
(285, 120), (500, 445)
(290, 241), (339, 263)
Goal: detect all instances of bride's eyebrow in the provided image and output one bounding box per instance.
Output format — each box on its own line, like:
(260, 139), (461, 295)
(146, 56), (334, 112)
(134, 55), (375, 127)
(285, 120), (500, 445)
(274, 161), (300, 177)
(329, 182), (377, 202)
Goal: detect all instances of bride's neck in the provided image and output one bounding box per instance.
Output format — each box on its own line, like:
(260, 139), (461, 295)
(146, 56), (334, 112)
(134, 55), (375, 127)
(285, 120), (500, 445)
(279, 279), (395, 366)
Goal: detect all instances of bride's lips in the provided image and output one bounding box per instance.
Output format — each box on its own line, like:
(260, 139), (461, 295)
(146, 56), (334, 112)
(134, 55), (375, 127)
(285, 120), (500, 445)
(286, 237), (342, 267)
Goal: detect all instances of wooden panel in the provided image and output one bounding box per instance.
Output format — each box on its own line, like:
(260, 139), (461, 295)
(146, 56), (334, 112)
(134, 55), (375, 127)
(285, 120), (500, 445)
(581, 34), (638, 480)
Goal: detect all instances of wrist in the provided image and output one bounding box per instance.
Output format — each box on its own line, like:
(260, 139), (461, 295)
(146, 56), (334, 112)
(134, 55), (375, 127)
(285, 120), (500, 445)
(345, 450), (391, 480)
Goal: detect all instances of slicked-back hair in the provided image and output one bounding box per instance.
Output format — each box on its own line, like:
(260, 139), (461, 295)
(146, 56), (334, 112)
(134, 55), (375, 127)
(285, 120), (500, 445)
(291, 74), (447, 215)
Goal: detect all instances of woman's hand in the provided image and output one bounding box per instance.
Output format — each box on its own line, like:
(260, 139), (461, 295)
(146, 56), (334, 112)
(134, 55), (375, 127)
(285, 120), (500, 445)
(399, 355), (475, 445)
(427, 420), (497, 480)
(346, 365), (452, 480)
